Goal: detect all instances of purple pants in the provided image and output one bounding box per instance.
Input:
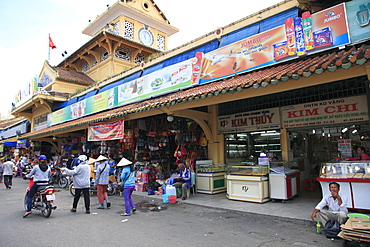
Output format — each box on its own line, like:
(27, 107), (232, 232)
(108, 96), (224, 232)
(123, 186), (135, 214)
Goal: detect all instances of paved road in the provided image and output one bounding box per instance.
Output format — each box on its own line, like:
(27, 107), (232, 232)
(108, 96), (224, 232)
(0, 178), (355, 247)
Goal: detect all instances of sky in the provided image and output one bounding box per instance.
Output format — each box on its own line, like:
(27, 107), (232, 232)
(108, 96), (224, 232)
(0, 0), (282, 118)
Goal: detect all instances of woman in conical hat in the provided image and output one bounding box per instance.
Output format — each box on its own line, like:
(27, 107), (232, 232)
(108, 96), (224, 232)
(119, 157), (136, 216)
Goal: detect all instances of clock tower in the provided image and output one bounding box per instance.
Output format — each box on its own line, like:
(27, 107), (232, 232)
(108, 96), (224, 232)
(58, 0), (179, 82)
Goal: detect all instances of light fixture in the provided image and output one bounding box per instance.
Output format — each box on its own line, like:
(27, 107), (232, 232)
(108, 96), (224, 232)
(312, 129), (316, 134)
(167, 115), (174, 122)
(52, 136), (57, 140)
(341, 127), (348, 133)
(352, 129), (358, 134)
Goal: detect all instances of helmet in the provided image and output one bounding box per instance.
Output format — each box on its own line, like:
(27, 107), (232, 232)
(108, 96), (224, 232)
(38, 155), (47, 160)
(78, 155), (87, 162)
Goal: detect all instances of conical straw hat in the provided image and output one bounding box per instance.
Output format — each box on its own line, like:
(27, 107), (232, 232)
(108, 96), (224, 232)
(117, 157), (132, 167)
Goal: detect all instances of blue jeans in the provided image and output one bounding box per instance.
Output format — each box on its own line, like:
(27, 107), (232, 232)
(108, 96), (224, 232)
(123, 186), (135, 214)
(27, 183), (39, 212)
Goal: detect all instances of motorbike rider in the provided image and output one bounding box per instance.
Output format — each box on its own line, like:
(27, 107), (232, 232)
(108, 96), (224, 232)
(23, 155), (51, 218)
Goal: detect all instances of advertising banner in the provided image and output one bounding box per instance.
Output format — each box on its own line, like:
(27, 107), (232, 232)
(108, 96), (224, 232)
(281, 95), (369, 128)
(117, 58), (198, 106)
(16, 140), (27, 149)
(87, 119), (124, 141)
(47, 58), (198, 127)
(218, 107), (281, 134)
(345, 0), (370, 43)
(199, 3), (349, 85)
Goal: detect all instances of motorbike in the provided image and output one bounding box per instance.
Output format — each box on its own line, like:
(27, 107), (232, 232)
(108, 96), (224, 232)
(24, 180), (57, 218)
(69, 179), (116, 196)
(50, 167), (70, 188)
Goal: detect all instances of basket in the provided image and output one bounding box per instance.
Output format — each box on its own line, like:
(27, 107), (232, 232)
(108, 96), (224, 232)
(347, 213), (370, 219)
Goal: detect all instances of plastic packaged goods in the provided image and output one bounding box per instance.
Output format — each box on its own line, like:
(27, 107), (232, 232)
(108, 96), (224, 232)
(285, 18), (296, 56)
(294, 17), (306, 56)
(302, 11), (315, 51)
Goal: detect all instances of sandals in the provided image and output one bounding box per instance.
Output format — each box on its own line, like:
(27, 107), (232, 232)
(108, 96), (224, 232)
(23, 211), (32, 218)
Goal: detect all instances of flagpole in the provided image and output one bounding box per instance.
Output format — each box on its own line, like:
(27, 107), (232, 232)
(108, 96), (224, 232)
(48, 33), (51, 61)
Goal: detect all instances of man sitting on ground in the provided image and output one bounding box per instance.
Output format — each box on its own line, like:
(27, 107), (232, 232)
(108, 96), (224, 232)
(311, 182), (348, 227)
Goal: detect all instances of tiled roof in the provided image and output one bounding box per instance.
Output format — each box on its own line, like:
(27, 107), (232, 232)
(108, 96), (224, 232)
(54, 67), (95, 85)
(22, 43), (370, 139)
(0, 116), (27, 130)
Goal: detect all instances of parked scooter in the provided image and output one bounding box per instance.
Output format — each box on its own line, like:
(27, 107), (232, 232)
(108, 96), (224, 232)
(69, 178), (116, 196)
(24, 179), (57, 218)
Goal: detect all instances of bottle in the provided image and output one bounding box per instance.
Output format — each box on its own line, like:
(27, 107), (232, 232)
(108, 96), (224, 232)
(316, 222), (321, 234)
(302, 11), (314, 51)
(355, 4), (369, 27)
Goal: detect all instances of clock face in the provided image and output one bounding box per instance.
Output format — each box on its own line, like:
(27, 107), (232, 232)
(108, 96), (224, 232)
(139, 29), (154, 46)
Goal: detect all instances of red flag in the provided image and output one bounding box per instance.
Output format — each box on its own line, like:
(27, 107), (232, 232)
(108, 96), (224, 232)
(49, 36), (56, 49)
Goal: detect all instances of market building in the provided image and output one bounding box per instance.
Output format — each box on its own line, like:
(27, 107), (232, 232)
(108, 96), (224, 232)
(2, 0), (370, 206)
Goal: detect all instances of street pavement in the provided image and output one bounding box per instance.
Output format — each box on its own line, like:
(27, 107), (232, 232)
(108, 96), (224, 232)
(0, 177), (363, 247)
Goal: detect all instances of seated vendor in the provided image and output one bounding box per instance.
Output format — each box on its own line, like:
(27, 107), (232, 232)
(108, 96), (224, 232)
(311, 182), (348, 227)
(173, 163), (191, 200)
(344, 146), (370, 161)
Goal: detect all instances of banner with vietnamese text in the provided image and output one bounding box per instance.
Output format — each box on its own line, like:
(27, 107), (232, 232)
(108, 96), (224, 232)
(88, 119), (124, 141)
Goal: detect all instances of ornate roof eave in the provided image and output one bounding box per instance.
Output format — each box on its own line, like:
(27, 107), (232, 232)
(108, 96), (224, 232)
(57, 31), (161, 67)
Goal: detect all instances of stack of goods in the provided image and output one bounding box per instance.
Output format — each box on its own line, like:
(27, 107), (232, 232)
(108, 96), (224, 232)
(339, 214), (370, 243)
(135, 171), (148, 192)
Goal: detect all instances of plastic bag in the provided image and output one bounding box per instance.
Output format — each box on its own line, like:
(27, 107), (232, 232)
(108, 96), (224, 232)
(324, 220), (341, 238)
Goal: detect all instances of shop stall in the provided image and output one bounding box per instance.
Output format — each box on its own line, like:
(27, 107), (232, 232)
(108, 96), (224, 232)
(226, 163), (269, 203)
(196, 160), (226, 194)
(269, 161), (300, 202)
(317, 162), (370, 211)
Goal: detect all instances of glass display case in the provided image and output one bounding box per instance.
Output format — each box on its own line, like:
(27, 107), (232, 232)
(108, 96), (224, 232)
(196, 160), (226, 194)
(226, 164), (269, 176)
(196, 163), (226, 173)
(225, 133), (249, 161)
(225, 163), (269, 203)
(319, 162), (370, 179)
(317, 162), (370, 210)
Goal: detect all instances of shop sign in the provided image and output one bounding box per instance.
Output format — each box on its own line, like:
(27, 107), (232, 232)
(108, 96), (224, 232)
(281, 95), (369, 128)
(338, 139), (352, 158)
(218, 107), (280, 134)
(0, 144), (3, 153)
(345, 0), (370, 44)
(87, 119), (124, 141)
(199, 3), (349, 85)
(16, 140), (27, 149)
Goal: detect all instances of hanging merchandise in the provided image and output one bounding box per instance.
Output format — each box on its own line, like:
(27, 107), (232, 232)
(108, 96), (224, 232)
(147, 118), (158, 137)
(200, 132), (208, 146)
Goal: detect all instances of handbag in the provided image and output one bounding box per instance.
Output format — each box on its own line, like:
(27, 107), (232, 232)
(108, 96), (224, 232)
(324, 220), (341, 239)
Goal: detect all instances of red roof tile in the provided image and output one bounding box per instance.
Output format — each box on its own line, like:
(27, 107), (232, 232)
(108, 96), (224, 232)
(54, 67), (95, 85)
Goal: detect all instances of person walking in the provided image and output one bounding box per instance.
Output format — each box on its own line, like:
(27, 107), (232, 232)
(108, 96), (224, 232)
(3, 158), (15, 189)
(62, 155), (91, 214)
(119, 157), (136, 216)
(94, 155), (111, 209)
(0, 158), (4, 184)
